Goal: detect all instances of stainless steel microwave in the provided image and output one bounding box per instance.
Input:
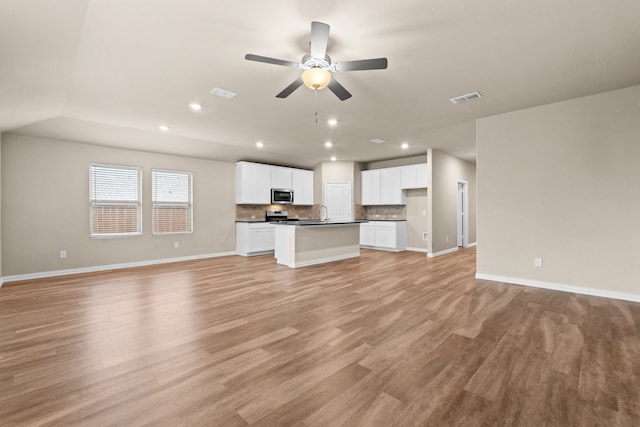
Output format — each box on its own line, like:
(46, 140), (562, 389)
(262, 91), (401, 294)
(271, 188), (294, 205)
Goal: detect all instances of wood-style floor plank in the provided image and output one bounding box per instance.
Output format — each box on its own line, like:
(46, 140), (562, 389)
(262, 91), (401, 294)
(1, 248), (639, 426)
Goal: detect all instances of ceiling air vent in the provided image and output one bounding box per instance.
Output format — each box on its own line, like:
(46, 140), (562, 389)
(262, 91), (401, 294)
(371, 138), (386, 144)
(210, 88), (238, 99)
(450, 91), (482, 104)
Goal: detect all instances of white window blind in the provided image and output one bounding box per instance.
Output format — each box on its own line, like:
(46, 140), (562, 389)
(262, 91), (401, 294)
(152, 169), (193, 234)
(89, 163), (142, 237)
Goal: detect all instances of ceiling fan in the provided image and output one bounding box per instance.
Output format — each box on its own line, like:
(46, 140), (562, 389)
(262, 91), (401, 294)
(245, 21), (388, 101)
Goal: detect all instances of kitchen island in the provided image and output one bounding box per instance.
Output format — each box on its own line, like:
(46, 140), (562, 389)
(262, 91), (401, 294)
(274, 221), (366, 268)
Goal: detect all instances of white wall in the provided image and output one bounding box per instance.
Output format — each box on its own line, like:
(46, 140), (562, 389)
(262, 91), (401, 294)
(477, 84), (640, 300)
(1, 134), (236, 277)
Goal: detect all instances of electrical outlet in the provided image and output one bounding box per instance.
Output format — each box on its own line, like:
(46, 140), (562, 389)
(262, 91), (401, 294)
(250, 215), (256, 220)
(422, 210), (426, 216)
(422, 232), (428, 241)
(446, 236), (449, 243)
(392, 214), (397, 218)
(59, 250), (67, 259)
(174, 242), (179, 249)
(534, 258), (543, 268)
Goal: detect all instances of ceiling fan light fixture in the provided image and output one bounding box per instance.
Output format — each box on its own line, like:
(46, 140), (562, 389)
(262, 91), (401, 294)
(302, 67), (331, 90)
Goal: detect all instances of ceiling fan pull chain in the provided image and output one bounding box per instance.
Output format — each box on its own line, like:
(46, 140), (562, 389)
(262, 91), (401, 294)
(314, 89), (319, 124)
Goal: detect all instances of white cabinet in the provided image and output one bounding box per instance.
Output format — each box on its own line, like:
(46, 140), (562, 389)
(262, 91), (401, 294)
(416, 163), (428, 188)
(292, 169), (314, 205)
(361, 170), (381, 205)
(359, 222), (376, 246)
(380, 167), (405, 205)
(271, 166), (292, 189)
(236, 222), (276, 256)
(400, 163), (428, 189)
(236, 162), (271, 204)
(361, 168), (405, 205)
(236, 162), (314, 205)
(359, 221), (406, 252)
(362, 163), (427, 205)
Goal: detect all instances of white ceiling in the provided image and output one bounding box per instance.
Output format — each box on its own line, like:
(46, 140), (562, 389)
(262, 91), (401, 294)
(2, 0), (640, 169)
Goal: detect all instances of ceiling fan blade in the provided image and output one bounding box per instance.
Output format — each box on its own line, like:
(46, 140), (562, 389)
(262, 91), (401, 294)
(310, 21), (330, 59)
(327, 77), (352, 101)
(276, 77), (304, 98)
(334, 58), (388, 72)
(245, 54), (300, 68)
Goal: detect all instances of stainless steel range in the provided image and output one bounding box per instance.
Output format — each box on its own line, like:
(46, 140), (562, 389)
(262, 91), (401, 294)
(265, 209), (290, 223)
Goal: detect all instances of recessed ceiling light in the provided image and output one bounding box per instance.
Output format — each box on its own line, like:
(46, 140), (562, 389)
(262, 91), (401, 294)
(324, 141), (333, 148)
(158, 125), (169, 132)
(210, 87), (238, 99)
(189, 102), (202, 111)
(331, 156), (337, 162)
(256, 141), (264, 148)
(327, 119), (338, 126)
(401, 142), (409, 149)
(371, 138), (386, 144)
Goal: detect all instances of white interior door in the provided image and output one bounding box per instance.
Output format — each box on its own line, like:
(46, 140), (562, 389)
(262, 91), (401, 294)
(325, 182), (352, 222)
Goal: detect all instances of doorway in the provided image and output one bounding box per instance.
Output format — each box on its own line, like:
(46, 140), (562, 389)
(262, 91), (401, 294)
(457, 180), (469, 247)
(325, 182), (352, 222)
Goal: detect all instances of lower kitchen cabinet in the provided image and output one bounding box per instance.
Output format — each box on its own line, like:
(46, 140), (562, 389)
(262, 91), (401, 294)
(359, 221), (406, 252)
(236, 222), (276, 256)
(359, 223), (376, 246)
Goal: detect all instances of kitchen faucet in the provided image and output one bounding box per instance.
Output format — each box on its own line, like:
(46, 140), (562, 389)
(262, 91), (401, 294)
(319, 205), (329, 222)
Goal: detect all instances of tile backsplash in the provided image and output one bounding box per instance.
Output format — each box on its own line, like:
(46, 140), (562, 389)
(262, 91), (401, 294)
(236, 204), (406, 221)
(359, 205), (407, 220)
(236, 204), (321, 221)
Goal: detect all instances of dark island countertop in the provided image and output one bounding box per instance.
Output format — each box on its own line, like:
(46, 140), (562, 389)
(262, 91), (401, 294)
(274, 220), (369, 226)
(361, 219), (407, 222)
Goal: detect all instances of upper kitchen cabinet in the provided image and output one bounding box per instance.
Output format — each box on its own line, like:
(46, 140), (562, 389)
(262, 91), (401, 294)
(270, 166), (292, 189)
(361, 170), (381, 205)
(361, 163), (427, 205)
(380, 167), (405, 204)
(236, 161), (314, 205)
(292, 169), (314, 205)
(236, 161), (271, 204)
(362, 168), (405, 205)
(400, 163), (428, 189)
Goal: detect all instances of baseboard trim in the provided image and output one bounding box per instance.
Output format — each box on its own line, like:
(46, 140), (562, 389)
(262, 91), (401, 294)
(427, 247), (459, 258)
(475, 273), (640, 303)
(406, 247), (428, 253)
(466, 242), (477, 248)
(282, 252), (360, 269)
(1, 251), (238, 284)
(237, 250), (275, 257)
(360, 245), (404, 253)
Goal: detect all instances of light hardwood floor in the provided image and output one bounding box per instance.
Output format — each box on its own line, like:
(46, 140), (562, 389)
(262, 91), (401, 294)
(1, 248), (639, 426)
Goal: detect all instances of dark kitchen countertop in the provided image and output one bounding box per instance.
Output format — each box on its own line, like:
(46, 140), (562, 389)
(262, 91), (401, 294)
(274, 220), (369, 226)
(237, 219), (405, 223)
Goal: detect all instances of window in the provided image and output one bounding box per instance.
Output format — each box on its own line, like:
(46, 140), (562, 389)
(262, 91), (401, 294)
(152, 169), (193, 234)
(89, 163), (142, 237)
